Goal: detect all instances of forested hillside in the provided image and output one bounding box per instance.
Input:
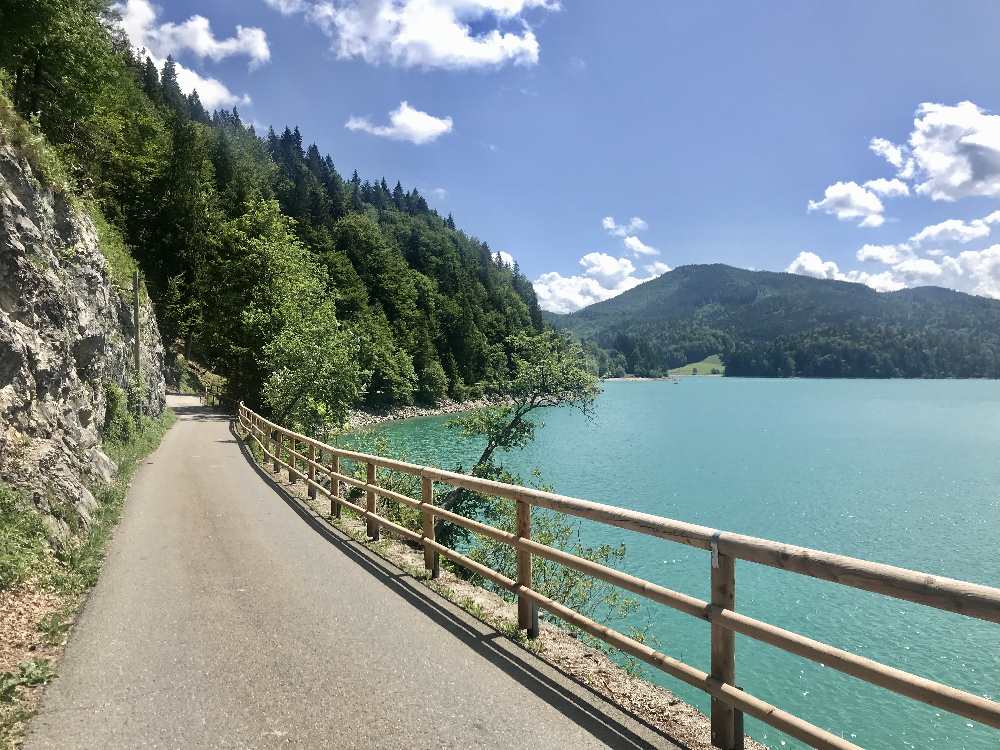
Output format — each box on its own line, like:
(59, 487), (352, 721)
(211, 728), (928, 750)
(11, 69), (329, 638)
(0, 1), (542, 429)
(550, 264), (1000, 378)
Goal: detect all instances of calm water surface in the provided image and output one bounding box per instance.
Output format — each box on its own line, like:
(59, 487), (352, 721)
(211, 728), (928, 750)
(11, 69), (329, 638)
(369, 380), (1000, 749)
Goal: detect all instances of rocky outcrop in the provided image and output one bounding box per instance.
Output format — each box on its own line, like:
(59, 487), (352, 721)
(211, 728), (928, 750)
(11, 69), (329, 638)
(0, 141), (165, 544)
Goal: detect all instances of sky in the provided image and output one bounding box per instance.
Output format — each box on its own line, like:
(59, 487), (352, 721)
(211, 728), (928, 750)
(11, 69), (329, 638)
(113, 1), (1000, 312)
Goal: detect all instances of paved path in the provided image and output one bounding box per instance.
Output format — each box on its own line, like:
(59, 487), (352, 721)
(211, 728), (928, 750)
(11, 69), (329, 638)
(26, 396), (679, 749)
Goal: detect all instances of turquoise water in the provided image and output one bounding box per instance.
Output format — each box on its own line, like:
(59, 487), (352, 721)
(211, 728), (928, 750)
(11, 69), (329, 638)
(369, 380), (1000, 749)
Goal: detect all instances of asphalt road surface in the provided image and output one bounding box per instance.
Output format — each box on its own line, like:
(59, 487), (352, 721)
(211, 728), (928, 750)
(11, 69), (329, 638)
(25, 395), (680, 749)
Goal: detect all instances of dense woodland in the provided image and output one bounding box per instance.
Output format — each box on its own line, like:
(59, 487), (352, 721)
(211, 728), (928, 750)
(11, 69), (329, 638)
(553, 264), (1000, 378)
(0, 0), (543, 429)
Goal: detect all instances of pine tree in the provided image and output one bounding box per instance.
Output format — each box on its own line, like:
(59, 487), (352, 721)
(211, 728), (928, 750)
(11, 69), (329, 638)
(392, 180), (405, 209)
(141, 56), (161, 104)
(187, 90), (210, 123)
(446, 213), (456, 230)
(160, 56), (187, 116)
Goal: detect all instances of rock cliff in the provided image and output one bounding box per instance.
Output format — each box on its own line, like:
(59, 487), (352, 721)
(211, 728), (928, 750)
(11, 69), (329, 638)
(0, 141), (165, 544)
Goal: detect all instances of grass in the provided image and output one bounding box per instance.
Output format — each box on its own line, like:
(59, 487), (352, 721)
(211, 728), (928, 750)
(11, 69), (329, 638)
(668, 354), (725, 377)
(0, 489), (51, 592)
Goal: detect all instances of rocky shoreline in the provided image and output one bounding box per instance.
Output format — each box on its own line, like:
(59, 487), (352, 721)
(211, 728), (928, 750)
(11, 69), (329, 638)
(346, 396), (502, 430)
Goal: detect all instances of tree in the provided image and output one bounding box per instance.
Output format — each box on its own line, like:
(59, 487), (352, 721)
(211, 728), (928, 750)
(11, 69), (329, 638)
(437, 331), (601, 544)
(159, 56), (187, 115)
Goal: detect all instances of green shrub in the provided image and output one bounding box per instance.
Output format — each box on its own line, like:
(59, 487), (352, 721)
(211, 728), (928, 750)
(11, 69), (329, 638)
(0, 486), (48, 591)
(102, 383), (136, 446)
(0, 72), (73, 194)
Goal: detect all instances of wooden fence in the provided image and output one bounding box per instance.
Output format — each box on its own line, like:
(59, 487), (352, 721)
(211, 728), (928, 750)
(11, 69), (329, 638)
(236, 402), (1000, 750)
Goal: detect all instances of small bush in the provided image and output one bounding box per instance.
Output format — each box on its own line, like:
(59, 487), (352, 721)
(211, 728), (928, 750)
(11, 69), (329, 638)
(0, 486), (49, 591)
(0, 73), (73, 194)
(102, 383), (136, 446)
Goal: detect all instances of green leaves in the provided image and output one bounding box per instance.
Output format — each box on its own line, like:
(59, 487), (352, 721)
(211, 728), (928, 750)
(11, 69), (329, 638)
(0, 660), (56, 703)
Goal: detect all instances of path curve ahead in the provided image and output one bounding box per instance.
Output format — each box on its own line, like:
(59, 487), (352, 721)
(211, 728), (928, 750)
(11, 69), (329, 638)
(26, 396), (679, 749)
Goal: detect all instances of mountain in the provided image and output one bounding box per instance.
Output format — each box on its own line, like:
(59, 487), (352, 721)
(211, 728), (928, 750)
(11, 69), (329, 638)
(548, 264), (1000, 378)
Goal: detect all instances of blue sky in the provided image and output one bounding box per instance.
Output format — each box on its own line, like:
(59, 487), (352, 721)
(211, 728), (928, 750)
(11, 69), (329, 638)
(115, 1), (1000, 311)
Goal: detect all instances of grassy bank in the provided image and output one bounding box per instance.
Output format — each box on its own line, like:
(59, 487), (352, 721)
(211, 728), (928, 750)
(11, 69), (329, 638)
(668, 354), (725, 377)
(0, 405), (175, 748)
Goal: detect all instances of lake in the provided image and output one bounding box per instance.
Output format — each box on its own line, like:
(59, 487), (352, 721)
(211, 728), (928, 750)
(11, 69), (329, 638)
(365, 379), (1000, 749)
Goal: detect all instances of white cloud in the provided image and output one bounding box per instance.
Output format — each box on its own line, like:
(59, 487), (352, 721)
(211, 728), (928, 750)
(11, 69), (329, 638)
(533, 253), (669, 313)
(856, 243), (914, 265)
(173, 64), (251, 108)
(785, 251), (906, 292)
(906, 101), (1000, 201)
(603, 215), (658, 256)
(113, 0), (254, 108)
(115, 0), (270, 66)
(623, 235), (658, 256)
(807, 181), (885, 227)
(264, 0), (309, 12)
(602, 215), (647, 237)
(786, 251), (843, 281)
(909, 210), (1000, 245)
(869, 137), (905, 169)
(947, 245), (1000, 298)
(863, 177), (909, 197)
(430, 187), (447, 199)
(498, 251), (515, 266)
(265, 0), (558, 70)
(345, 101), (453, 144)
(893, 257), (943, 279)
(788, 243), (1000, 299)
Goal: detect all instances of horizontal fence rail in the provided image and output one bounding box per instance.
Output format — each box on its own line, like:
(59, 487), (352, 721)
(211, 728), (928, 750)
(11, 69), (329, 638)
(235, 403), (1000, 750)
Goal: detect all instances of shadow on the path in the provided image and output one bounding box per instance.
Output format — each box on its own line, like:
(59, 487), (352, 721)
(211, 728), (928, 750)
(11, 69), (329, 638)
(171, 403), (230, 422)
(230, 420), (692, 750)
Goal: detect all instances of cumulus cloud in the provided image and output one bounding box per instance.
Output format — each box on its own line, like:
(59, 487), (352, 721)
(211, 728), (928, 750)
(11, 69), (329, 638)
(533, 253), (670, 313)
(905, 101), (1000, 201)
(807, 181), (885, 227)
(264, 0), (558, 69)
(785, 251), (905, 292)
(602, 216), (648, 237)
(623, 235), (658, 256)
(115, 0), (269, 65)
(603, 215), (659, 256)
(345, 101), (453, 144)
(863, 178), (909, 197)
(113, 0), (255, 108)
(856, 243), (914, 265)
(498, 251), (515, 266)
(789, 243), (1000, 300)
(869, 137), (905, 169)
(910, 217), (991, 245)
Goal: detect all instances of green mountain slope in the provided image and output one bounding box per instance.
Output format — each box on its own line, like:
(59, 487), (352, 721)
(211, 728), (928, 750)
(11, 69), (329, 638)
(549, 264), (1000, 378)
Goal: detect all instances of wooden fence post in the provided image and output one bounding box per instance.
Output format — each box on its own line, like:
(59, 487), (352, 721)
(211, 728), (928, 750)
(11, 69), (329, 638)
(421, 476), (439, 578)
(273, 431), (281, 472)
(517, 499), (538, 638)
(288, 439), (297, 483)
(330, 455), (341, 519)
(711, 543), (738, 749)
(308, 444), (317, 499)
(366, 462), (379, 540)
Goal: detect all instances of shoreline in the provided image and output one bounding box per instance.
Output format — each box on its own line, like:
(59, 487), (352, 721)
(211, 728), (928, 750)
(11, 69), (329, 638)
(346, 396), (501, 430)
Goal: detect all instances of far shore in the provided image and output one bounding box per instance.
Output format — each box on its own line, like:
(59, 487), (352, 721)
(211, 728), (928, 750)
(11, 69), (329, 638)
(346, 395), (506, 430)
(604, 374), (723, 382)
